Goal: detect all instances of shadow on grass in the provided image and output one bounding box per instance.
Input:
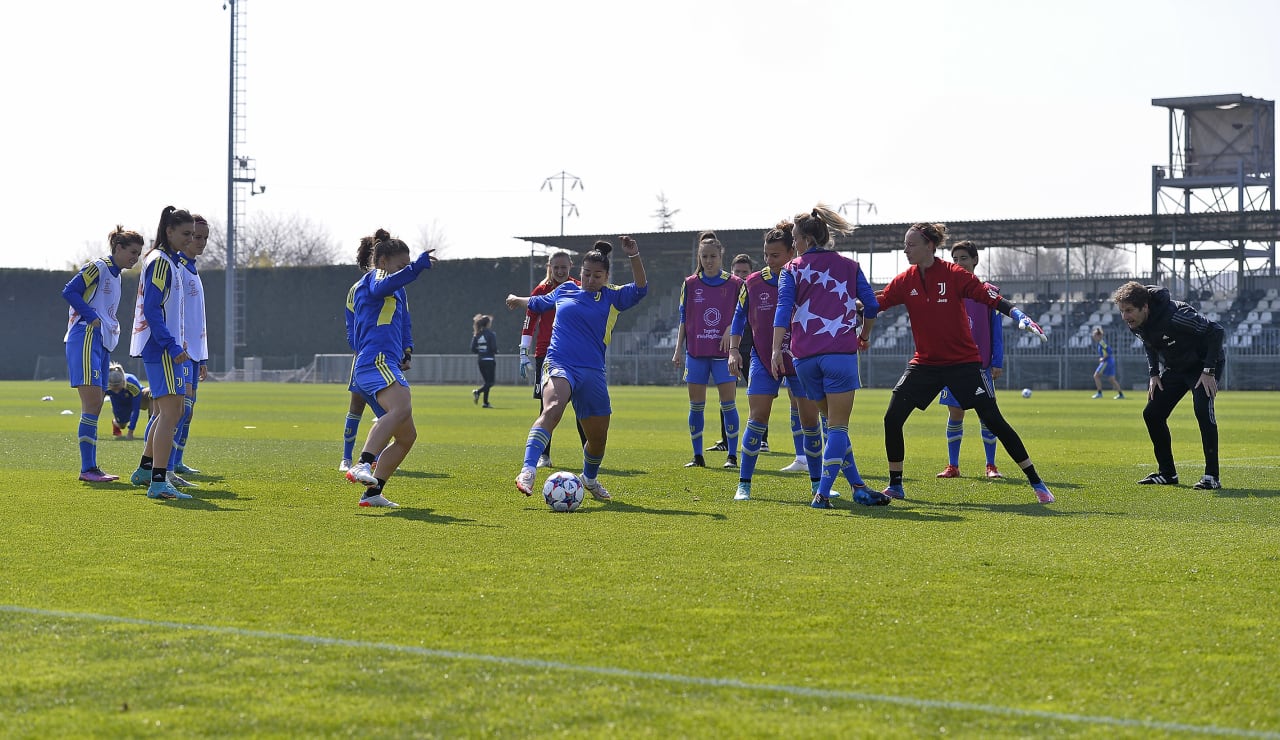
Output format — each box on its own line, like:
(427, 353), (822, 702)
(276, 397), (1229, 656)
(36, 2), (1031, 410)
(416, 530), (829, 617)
(136, 491), (246, 512)
(1213, 486), (1280, 499)
(592, 499), (729, 520)
(759, 496), (967, 522)
(374, 507), (487, 525)
(392, 470), (451, 481)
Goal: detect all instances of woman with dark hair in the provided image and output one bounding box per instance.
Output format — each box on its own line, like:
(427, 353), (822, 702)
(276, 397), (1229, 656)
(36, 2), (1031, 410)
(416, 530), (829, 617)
(62, 225), (144, 482)
(672, 231), (744, 469)
(343, 229), (434, 507)
(338, 236), (385, 472)
(506, 237), (647, 502)
(163, 214), (211, 486)
(128, 206), (195, 500)
(471, 313), (498, 408)
(727, 221), (823, 501)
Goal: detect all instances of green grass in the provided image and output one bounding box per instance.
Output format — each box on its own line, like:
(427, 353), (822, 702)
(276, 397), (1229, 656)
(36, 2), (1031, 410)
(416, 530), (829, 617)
(2, 381), (1279, 738)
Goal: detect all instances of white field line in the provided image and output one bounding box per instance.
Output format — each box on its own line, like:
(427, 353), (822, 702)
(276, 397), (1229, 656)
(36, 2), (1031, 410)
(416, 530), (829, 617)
(2, 604), (1277, 738)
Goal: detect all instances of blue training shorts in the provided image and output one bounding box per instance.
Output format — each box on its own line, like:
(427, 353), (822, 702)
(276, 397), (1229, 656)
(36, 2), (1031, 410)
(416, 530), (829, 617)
(145, 354), (188, 398)
(1095, 360), (1116, 377)
(940, 367), (995, 408)
(354, 352), (408, 401)
(544, 361), (611, 419)
(792, 354), (862, 400)
(746, 352), (786, 397)
(66, 326), (109, 390)
(683, 354), (736, 386)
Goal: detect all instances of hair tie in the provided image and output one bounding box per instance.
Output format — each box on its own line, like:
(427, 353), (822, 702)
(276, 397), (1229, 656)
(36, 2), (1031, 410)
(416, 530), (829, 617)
(811, 208), (819, 218)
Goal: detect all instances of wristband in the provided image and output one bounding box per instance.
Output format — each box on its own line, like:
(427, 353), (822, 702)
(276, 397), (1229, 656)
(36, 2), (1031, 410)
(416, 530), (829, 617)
(628, 252), (641, 258)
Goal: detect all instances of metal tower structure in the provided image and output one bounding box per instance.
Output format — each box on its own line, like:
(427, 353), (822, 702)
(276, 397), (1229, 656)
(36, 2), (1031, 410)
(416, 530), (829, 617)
(1151, 93), (1275, 298)
(225, 0), (264, 373)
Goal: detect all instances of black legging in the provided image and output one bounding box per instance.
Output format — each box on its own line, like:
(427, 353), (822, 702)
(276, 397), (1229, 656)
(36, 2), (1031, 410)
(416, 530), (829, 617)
(883, 392), (1028, 464)
(477, 360), (495, 403)
(1143, 378), (1218, 477)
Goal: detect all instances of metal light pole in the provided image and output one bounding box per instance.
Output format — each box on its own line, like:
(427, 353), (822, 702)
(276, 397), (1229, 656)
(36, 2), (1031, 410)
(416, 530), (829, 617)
(839, 197), (878, 279)
(535, 171), (582, 287)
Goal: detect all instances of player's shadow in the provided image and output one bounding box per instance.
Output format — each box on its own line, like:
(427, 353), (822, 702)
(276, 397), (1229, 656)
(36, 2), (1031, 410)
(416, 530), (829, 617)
(924, 500), (1073, 517)
(1212, 486), (1280, 499)
(372, 507), (488, 526)
(596, 467), (648, 478)
(764, 497), (966, 522)
(392, 470), (451, 480)
(138, 492), (245, 512)
(591, 499), (728, 520)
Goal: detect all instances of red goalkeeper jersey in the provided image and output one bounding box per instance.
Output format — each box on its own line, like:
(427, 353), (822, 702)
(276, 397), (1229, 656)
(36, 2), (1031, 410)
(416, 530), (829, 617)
(877, 259), (1002, 366)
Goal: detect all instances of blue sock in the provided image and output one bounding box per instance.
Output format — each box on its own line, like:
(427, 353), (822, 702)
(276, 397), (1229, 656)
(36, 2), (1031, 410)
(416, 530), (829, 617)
(523, 427), (550, 469)
(78, 413), (98, 472)
(946, 419), (963, 467)
(175, 394), (194, 463)
(688, 402), (705, 456)
(790, 407), (804, 457)
(168, 401), (193, 470)
(802, 424), (823, 482)
(980, 422), (997, 466)
(740, 420), (767, 481)
(821, 425), (851, 496)
(720, 401), (739, 456)
(841, 447), (865, 488)
(343, 412), (361, 461)
(583, 450), (603, 480)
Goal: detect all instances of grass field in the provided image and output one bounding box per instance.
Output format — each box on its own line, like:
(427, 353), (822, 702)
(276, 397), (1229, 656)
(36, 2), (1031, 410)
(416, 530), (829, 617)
(2, 380), (1279, 738)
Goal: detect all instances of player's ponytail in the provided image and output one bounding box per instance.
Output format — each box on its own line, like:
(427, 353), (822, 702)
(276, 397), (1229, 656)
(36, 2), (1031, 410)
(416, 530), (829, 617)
(795, 204), (855, 248)
(369, 228), (409, 268)
(764, 220), (795, 251)
(152, 205), (194, 255)
(910, 222), (949, 248)
(584, 240), (612, 272)
(355, 236), (376, 271)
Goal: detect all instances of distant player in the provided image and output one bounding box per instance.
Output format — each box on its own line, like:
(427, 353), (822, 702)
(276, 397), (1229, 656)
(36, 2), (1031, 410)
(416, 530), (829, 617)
(727, 222), (822, 501)
(106, 362), (149, 441)
(164, 213), (211, 485)
(128, 206), (195, 501)
(1113, 282), (1225, 490)
(344, 229), (434, 507)
(508, 237), (647, 501)
(672, 232), (744, 469)
(935, 241), (1005, 480)
(711, 253), (767, 453)
(62, 225), (144, 482)
(470, 313), (497, 408)
(771, 206), (887, 508)
(520, 251), (586, 468)
(875, 223), (1054, 504)
(338, 236), (386, 473)
(1091, 326), (1125, 399)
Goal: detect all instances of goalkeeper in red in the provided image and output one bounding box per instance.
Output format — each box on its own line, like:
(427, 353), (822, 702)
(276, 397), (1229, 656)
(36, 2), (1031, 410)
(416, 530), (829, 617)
(875, 222), (1054, 504)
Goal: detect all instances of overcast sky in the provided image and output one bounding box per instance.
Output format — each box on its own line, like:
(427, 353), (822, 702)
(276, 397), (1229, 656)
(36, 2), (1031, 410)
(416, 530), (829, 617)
(2, 0), (1276, 279)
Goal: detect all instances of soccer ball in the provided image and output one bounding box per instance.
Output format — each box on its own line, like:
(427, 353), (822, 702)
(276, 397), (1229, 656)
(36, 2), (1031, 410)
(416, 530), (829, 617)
(542, 471), (584, 512)
(1021, 388), (1033, 398)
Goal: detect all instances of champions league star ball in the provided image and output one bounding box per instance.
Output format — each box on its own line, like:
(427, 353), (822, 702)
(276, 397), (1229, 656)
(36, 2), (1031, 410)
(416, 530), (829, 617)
(542, 471), (584, 512)
(1021, 388), (1033, 398)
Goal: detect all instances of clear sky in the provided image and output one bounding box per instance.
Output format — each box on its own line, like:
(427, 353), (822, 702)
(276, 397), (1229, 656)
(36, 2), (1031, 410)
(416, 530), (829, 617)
(2, 0), (1276, 275)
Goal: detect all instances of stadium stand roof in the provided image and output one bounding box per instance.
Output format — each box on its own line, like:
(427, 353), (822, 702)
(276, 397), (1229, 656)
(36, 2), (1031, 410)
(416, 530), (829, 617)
(520, 210), (1280, 262)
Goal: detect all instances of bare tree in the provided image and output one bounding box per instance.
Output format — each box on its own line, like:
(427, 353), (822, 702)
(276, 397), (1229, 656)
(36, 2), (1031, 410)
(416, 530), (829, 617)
(653, 191), (680, 232)
(201, 212), (342, 268)
(985, 243), (1127, 279)
(416, 220), (451, 260)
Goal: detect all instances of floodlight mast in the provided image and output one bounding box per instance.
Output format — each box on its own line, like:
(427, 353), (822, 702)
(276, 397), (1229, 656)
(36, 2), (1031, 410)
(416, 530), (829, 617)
(533, 171), (583, 288)
(224, 0), (265, 375)
(840, 197), (878, 281)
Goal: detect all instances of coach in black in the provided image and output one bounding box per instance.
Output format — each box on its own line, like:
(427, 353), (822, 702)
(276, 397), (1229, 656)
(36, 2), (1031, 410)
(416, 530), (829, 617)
(1112, 281), (1226, 490)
